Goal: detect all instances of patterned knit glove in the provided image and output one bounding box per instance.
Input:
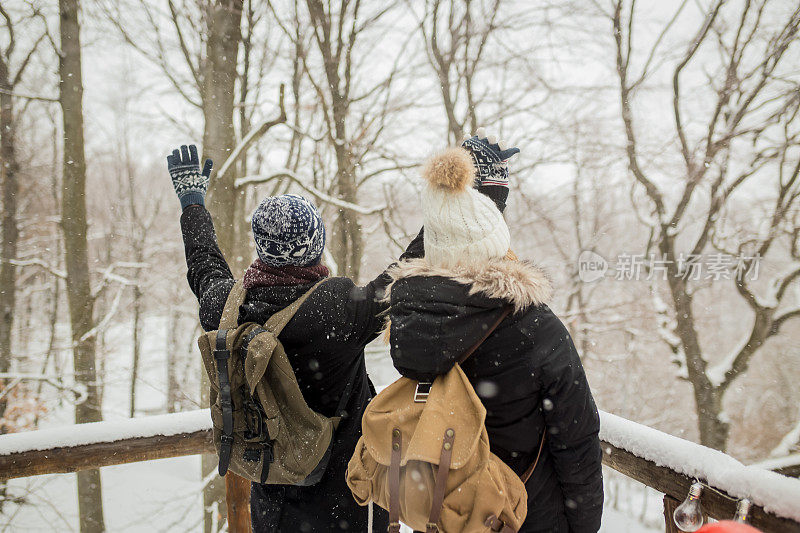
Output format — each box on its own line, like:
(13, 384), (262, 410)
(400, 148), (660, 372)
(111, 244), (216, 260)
(461, 128), (520, 188)
(167, 144), (213, 209)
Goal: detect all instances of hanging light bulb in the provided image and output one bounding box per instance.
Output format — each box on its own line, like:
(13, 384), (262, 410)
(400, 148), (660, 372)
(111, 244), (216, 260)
(673, 483), (705, 532)
(734, 498), (752, 523)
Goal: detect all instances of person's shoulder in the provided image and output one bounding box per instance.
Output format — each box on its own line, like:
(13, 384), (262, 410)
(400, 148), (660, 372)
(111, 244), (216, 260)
(313, 276), (357, 299)
(514, 304), (570, 345)
(303, 276), (369, 312)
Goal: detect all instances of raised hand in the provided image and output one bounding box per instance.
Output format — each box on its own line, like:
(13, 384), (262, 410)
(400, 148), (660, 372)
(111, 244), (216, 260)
(461, 127), (520, 189)
(167, 144), (213, 210)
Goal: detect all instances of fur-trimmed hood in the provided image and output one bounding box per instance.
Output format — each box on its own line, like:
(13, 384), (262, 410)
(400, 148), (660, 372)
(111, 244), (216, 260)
(387, 257), (552, 313)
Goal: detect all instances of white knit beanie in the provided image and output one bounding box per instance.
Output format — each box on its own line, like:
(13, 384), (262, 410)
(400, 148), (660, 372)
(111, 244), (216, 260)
(421, 148), (511, 269)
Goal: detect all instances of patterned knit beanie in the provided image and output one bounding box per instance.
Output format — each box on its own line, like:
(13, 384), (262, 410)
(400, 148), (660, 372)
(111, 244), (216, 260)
(251, 194), (326, 267)
(421, 148), (510, 268)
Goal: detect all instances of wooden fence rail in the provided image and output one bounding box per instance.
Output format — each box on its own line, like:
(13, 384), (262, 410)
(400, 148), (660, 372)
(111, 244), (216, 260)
(0, 429), (212, 480)
(1, 410), (800, 533)
(603, 443), (800, 532)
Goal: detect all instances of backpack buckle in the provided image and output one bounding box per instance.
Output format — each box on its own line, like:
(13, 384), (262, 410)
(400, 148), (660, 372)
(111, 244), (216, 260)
(414, 382), (432, 403)
(244, 400), (265, 440)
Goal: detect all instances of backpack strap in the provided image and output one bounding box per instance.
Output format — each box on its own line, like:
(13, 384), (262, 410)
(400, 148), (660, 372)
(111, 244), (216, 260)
(388, 428), (402, 533)
(426, 428), (456, 533)
(483, 432), (547, 533)
(220, 280), (248, 330)
(457, 305), (514, 365)
(263, 279), (328, 335)
(214, 328), (235, 476)
(330, 361), (361, 427)
(521, 432), (546, 484)
(414, 305), (514, 404)
(240, 278), (357, 423)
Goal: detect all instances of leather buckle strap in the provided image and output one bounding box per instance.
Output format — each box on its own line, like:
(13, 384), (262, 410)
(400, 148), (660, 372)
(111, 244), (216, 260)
(414, 382), (432, 403)
(457, 305), (513, 365)
(484, 515), (516, 533)
(426, 428), (455, 532)
(521, 432), (547, 484)
(388, 428), (402, 533)
(218, 434), (234, 477)
(214, 329), (234, 476)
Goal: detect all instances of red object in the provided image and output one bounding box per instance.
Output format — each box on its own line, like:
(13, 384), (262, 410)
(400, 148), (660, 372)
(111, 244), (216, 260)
(243, 259), (329, 289)
(697, 521), (762, 533)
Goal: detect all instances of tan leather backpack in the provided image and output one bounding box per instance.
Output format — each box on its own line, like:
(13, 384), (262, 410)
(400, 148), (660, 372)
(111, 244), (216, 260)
(346, 308), (545, 532)
(198, 279), (357, 485)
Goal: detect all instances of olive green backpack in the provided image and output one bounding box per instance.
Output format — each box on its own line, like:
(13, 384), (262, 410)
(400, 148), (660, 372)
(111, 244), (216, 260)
(198, 279), (357, 485)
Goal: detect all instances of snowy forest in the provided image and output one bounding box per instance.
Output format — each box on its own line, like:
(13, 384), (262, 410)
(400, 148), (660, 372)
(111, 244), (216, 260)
(0, 0), (799, 532)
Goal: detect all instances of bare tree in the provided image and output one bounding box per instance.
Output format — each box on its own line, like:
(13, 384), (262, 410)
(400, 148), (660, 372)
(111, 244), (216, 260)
(261, 0), (413, 279)
(58, 0), (106, 530)
(610, 0), (800, 450)
(0, 1), (48, 431)
(416, 0), (502, 143)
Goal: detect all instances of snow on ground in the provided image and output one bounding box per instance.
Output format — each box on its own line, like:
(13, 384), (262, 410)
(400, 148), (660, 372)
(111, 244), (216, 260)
(1, 323), (660, 531)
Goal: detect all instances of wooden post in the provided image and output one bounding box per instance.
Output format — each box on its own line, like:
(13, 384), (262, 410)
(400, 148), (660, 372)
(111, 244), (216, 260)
(664, 495), (681, 533)
(225, 473), (251, 533)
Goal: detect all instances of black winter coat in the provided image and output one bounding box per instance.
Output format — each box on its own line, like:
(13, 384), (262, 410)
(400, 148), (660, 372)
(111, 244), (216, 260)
(180, 205), (423, 532)
(387, 258), (603, 533)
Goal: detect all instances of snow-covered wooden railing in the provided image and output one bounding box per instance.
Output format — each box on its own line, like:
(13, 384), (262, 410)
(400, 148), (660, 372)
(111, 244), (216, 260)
(1, 410), (799, 532)
(0, 410), (212, 479)
(600, 412), (800, 532)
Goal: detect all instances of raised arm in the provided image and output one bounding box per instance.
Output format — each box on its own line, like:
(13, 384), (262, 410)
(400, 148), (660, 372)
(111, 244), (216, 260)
(342, 228), (426, 348)
(168, 145), (233, 306)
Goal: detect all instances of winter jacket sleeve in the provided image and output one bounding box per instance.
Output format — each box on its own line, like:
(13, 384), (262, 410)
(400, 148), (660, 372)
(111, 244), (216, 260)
(477, 184), (508, 213)
(180, 205), (235, 330)
(341, 228), (426, 347)
(535, 308), (603, 533)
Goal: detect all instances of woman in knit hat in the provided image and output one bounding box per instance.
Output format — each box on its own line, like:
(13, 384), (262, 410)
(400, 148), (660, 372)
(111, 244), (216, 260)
(386, 132), (604, 532)
(167, 144), (426, 532)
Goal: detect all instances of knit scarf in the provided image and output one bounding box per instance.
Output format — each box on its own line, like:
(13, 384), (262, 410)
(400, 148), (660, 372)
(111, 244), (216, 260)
(243, 258), (329, 289)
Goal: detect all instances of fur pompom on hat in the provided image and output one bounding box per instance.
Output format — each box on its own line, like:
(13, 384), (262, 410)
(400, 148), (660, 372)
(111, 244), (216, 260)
(422, 147), (476, 191)
(421, 148), (511, 269)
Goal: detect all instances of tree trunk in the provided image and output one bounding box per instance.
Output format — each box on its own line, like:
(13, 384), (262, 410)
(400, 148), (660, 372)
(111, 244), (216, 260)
(331, 141), (363, 280)
(661, 238), (730, 451)
(166, 309), (179, 413)
(199, 2), (244, 530)
(0, 40), (19, 433)
(129, 283), (141, 418)
(0, 39), (19, 514)
(58, 1), (106, 531)
(202, 0), (245, 272)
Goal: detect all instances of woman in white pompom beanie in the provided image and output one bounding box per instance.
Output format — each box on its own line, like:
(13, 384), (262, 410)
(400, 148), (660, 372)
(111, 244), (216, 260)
(380, 130), (604, 533)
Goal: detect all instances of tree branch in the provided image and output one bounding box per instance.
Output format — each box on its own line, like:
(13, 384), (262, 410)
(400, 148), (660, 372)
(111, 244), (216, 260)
(216, 84), (287, 180)
(0, 87), (58, 103)
(235, 171), (385, 215)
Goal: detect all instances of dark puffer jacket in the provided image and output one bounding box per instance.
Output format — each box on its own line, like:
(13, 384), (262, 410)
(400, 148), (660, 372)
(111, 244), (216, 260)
(180, 205), (423, 532)
(387, 258), (603, 533)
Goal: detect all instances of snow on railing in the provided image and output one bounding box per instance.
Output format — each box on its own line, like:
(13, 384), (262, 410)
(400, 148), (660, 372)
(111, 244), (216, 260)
(0, 410), (212, 479)
(600, 412), (800, 532)
(0, 410), (210, 456)
(753, 453), (800, 478)
(1, 409), (799, 532)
